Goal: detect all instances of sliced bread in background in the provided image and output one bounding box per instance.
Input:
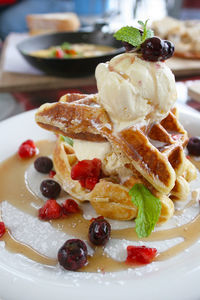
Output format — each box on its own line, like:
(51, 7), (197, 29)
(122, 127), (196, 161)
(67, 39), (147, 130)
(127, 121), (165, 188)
(26, 12), (80, 35)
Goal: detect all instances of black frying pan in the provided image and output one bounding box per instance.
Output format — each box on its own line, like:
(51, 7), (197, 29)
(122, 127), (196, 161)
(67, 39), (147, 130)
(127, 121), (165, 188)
(17, 30), (124, 77)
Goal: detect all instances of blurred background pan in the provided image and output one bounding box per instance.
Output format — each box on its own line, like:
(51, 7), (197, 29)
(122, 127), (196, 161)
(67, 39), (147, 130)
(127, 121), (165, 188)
(17, 30), (124, 77)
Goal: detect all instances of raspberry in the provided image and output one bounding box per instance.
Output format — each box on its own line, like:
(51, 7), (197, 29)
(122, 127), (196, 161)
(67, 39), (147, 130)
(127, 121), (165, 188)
(0, 222), (6, 238)
(71, 158), (101, 190)
(49, 170), (56, 178)
(85, 177), (99, 190)
(39, 199), (62, 220)
(22, 140), (35, 147)
(62, 199), (80, 215)
(18, 139), (37, 159)
(88, 216), (111, 246)
(71, 158), (101, 179)
(126, 245), (157, 265)
(79, 178), (86, 188)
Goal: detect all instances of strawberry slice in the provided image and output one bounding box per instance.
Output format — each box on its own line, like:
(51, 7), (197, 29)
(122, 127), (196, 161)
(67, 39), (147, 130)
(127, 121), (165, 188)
(18, 139), (37, 159)
(85, 177), (99, 190)
(126, 245), (157, 264)
(62, 199), (80, 215)
(71, 158), (101, 190)
(0, 222), (6, 238)
(39, 199), (62, 220)
(49, 170), (56, 178)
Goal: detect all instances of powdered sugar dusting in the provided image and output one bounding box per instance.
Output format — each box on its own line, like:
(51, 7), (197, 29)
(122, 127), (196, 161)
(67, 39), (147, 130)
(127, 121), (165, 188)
(1, 201), (93, 258)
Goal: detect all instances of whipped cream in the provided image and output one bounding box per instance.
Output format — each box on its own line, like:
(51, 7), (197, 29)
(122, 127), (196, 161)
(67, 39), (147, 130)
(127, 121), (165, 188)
(73, 139), (111, 161)
(73, 139), (132, 183)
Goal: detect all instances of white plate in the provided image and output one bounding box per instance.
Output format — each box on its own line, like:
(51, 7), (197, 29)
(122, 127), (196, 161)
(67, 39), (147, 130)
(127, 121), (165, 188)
(0, 106), (200, 300)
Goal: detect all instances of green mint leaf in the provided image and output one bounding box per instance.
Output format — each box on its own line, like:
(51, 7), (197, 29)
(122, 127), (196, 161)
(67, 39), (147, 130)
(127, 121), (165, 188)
(140, 19), (148, 42)
(138, 19), (154, 42)
(146, 29), (154, 39)
(114, 26), (142, 47)
(60, 135), (73, 146)
(138, 20), (145, 28)
(129, 184), (161, 238)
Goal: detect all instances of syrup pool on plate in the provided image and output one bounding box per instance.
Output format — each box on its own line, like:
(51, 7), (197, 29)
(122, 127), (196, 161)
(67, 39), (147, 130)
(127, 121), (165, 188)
(0, 140), (200, 273)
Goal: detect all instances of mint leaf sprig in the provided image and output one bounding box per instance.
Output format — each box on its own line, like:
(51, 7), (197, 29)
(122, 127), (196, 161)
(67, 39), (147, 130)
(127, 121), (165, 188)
(114, 20), (154, 50)
(60, 135), (74, 147)
(138, 20), (154, 43)
(129, 184), (161, 238)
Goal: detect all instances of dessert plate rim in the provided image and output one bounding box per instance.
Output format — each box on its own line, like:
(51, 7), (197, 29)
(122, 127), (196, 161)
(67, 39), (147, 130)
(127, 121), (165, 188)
(0, 105), (199, 300)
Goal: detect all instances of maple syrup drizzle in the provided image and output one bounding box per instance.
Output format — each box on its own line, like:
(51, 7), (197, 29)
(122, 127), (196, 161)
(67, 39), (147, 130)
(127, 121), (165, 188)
(0, 140), (199, 272)
(2, 230), (57, 266)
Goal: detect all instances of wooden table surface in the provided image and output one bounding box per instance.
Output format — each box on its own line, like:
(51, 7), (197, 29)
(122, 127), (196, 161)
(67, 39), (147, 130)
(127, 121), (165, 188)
(1, 33), (200, 92)
(0, 71), (96, 92)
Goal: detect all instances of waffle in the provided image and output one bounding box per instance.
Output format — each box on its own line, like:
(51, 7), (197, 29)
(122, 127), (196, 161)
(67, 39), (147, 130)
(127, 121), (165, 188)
(35, 93), (197, 221)
(53, 137), (174, 222)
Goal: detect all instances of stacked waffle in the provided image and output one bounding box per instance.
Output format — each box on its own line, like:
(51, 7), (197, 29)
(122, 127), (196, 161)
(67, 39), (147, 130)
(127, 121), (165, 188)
(35, 93), (197, 223)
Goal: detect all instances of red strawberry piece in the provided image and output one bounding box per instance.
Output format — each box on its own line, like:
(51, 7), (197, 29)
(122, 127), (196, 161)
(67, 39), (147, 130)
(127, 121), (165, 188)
(79, 178), (86, 188)
(126, 245), (157, 265)
(71, 159), (101, 180)
(90, 216), (104, 223)
(92, 158), (102, 178)
(18, 144), (37, 159)
(21, 139), (36, 148)
(0, 222), (6, 238)
(85, 177), (99, 190)
(18, 139), (37, 159)
(62, 199), (80, 215)
(71, 158), (101, 190)
(39, 199), (62, 220)
(49, 170), (56, 178)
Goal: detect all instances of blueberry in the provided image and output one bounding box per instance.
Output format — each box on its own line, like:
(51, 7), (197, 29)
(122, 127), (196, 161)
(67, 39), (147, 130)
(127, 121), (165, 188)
(40, 179), (61, 198)
(163, 40), (174, 60)
(141, 37), (174, 62)
(88, 217), (111, 246)
(122, 41), (135, 52)
(141, 37), (164, 61)
(58, 239), (88, 271)
(34, 156), (53, 173)
(187, 137), (200, 156)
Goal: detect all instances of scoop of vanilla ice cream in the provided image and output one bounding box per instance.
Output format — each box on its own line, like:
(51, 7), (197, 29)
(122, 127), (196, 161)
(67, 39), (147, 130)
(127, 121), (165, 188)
(95, 53), (177, 131)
